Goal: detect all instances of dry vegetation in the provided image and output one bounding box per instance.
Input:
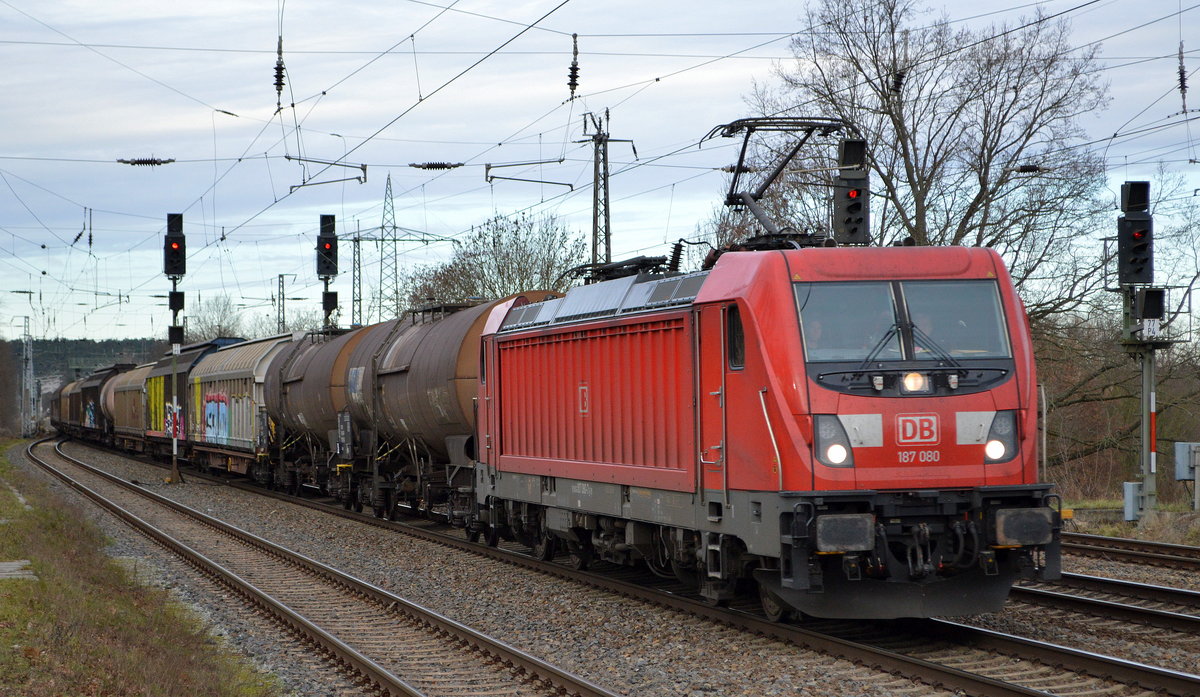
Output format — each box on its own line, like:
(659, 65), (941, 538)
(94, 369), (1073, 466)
(0, 442), (280, 697)
(1068, 510), (1200, 546)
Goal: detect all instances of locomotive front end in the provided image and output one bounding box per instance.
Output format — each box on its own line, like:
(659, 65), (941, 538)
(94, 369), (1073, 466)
(760, 247), (1060, 619)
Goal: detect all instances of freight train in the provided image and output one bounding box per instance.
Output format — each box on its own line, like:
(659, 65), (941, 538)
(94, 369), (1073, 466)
(50, 241), (1061, 620)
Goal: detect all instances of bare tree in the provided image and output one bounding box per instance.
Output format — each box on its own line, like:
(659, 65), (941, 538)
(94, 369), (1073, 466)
(400, 213), (586, 306)
(184, 295), (244, 342)
(746, 0), (1110, 320)
(242, 306), (326, 338)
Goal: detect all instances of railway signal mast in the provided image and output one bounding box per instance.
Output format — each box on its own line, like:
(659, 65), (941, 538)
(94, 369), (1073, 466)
(1115, 181), (1174, 520)
(163, 213), (186, 484)
(832, 138), (870, 245)
(317, 215), (338, 329)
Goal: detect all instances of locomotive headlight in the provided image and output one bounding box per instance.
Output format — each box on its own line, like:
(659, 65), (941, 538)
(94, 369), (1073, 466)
(814, 415), (854, 468)
(901, 372), (930, 394)
(984, 410), (1018, 463)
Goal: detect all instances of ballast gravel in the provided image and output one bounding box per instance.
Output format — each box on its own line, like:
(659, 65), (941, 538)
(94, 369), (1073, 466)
(21, 442), (1191, 696)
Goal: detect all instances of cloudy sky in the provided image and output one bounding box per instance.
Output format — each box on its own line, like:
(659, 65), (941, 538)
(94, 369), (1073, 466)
(1, 0), (1196, 344)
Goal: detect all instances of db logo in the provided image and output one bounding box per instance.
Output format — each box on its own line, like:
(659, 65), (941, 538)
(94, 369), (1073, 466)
(897, 414), (939, 445)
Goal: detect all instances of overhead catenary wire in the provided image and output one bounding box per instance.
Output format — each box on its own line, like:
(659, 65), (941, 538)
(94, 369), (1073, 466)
(4, 0), (1195, 335)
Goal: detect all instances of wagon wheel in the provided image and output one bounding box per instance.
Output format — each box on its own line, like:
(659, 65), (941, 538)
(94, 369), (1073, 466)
(759, 585), (793, 623)
(466, 527), (482, 544)
(567, 541), (593, 570)
(531, 532), (557, 561)
(484, 525), (501, 547)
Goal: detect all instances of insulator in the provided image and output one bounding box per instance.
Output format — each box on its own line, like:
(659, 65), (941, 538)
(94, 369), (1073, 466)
(409, 162), (464, 170)
(891, 69), (906, 93)
(275, 35), (285, 93)
(667, 241), (683, 272)
(568, 33), (580, 97)
(117, 157), (176, 166)
(568, 63), (579, 94)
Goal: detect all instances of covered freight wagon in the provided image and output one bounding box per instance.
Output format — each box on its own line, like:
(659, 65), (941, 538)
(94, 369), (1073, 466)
(109, 362), (155, 452)
(144, 337), (243, 457)
(188, 332), (300, 474)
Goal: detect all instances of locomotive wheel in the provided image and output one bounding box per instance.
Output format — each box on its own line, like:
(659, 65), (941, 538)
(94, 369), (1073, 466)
(567, 542), (593, 570)
(531, 533), (557, 561)
(466, 528), (482, 543)
(671, 560), (700, 588)
(759, 585), (793, 623)
(484, 525), (501, 547)
(353, 499), (363, 513)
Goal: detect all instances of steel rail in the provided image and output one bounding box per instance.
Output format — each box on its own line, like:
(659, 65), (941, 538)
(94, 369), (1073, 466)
(50, 440), (1050, 697)
(1055, 571), (1200, 608)
(922, 619), (1200, 697)
(1062, 531), (1200, 570)
(27, 438), (424, 697)
(1010, 585), (1200, 634)
(56, 439), (1200, 697)
(34, 439), (621, 697)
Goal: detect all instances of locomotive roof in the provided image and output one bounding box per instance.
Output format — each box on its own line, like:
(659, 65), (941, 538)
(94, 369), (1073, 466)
(496, 247), (1008, 333)
(499, 271), (708, 331)
(781, 245), (1004, 281)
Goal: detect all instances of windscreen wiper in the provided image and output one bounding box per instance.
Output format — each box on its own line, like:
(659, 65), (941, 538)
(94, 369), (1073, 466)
(911, 325), (961, 367)
(856, 322), (899, 371)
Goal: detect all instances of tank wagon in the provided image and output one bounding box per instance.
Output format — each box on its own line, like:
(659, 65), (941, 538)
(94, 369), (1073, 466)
(262, 296), (557, 516)
(473, 246), (1060, 619)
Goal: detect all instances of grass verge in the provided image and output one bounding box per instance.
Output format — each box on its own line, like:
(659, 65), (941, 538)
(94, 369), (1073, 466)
(0, 441), (281, 697)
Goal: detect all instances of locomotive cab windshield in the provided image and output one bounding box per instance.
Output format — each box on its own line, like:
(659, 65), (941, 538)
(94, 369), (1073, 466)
(796, 279), (1014, 396)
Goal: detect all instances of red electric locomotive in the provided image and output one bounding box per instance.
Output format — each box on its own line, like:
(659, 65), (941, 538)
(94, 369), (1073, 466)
(472, 244), (1060, 619)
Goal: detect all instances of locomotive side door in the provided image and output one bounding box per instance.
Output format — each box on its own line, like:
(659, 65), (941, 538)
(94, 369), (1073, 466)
(695, 303), (728, 505)
(478, 335), (497, 471)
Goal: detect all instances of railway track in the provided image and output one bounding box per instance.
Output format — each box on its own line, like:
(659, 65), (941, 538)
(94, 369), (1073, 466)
(27, 438), (621, 697)
(1011, 573), (1200, 634)
(1062, 531), (1200, 570)
(54, 440), (1200, 697)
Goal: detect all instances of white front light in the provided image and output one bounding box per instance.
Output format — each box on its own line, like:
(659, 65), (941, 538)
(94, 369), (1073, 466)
(985, 439), (1007, 460)
(826, 443), (849, 465)
(902, 372), (928, 393)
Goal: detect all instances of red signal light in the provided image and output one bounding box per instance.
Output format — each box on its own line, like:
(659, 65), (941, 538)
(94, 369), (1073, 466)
(847, 188), (861, 199)
(170, 241), (180, 250)
(1132, 229), (1147, 241)
(323, 242), (332, 250)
